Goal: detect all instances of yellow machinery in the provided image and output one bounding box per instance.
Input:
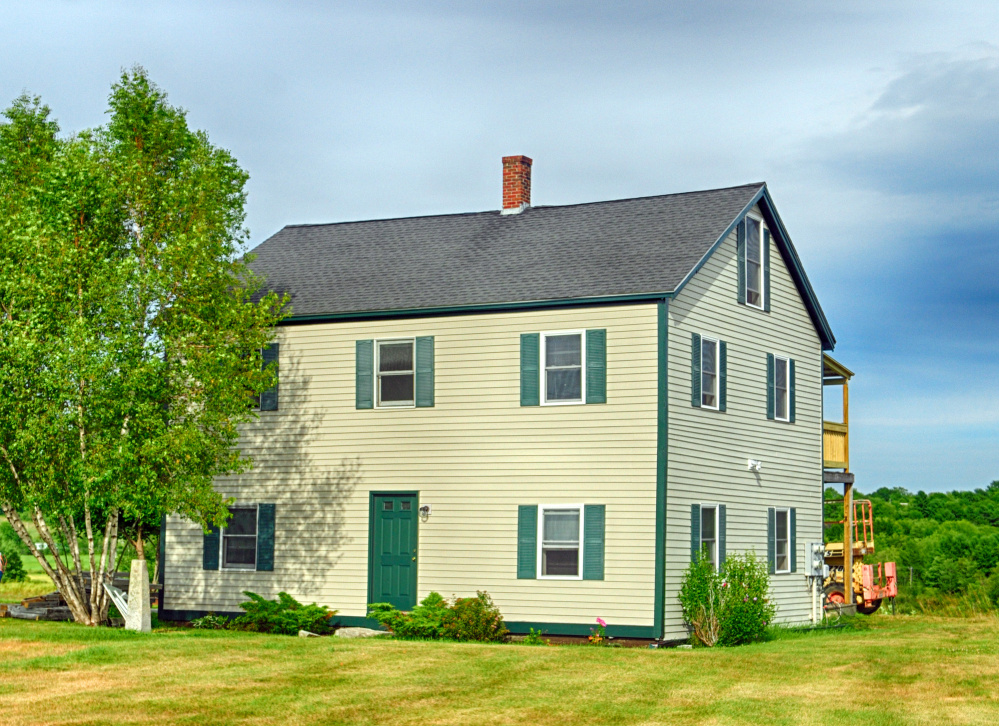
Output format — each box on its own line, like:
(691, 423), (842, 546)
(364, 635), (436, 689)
(821, 356), (897, 615)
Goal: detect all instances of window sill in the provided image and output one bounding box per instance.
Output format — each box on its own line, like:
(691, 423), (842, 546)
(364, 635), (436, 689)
(221, 565), (257, 571)
(540, 399), (585, 407)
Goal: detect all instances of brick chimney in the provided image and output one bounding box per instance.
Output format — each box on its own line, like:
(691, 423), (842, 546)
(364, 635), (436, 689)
(502, 155), (532, 214)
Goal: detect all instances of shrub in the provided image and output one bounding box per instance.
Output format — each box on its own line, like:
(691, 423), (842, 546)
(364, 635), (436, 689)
(231, 592), (337, 635)
(1, 550), (27, 583)
(677, 556), (722, 646)
(368, 591), (509, 642)
(678, 552), (775, 647)
(716, 553), (775, 647)
(191, 613), (230, 630)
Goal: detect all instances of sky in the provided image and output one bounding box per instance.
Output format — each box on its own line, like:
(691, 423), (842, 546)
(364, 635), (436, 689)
(2, 1), (997, 493)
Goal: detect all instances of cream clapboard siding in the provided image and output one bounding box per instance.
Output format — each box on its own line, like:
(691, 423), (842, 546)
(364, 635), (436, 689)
(164, 304), (660, 627)
(665, 205), (823, 638)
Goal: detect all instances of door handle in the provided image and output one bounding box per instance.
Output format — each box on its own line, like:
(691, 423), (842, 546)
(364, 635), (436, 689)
(412, 557), (416, 561)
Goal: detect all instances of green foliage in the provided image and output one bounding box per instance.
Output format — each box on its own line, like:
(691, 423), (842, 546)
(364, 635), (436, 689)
(522, 628), (549, 645)
(0, 522), (30, 555)
(1, 549), (27, 582)
(0, 67), (287, 624)
(190, 613), (229, 630)
(231, 592), (337, 636)
(825, 482), (999, 609)
(716, 554), (776, 646)
(368, 591), (509, 642)
(678, 552), (775, 647)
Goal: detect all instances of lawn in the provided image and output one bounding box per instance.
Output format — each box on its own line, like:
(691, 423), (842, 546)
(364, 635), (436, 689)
(0, 615), (997, 725)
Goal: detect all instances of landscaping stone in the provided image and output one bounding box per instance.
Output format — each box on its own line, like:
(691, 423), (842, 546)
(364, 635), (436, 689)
(335, 627), (384, 638)
(298, 630), (321, 638)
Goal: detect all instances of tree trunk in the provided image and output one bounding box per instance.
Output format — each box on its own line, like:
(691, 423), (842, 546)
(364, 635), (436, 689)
(1, 502), (117, 626)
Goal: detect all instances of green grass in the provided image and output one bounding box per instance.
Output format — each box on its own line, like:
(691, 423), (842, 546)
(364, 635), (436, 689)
(0, 573), (55, 603)
(1, 615), (998, 725)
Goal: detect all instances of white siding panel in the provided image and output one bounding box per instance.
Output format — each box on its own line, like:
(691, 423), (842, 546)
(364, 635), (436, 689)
(164, 304), (659, 628)
(665, 206), (824, 638)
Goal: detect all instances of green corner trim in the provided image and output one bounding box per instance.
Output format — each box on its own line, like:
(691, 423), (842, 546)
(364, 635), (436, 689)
(654, 299), (668, 640)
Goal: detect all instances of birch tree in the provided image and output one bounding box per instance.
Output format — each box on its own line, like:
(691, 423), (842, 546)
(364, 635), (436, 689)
(0, 68), (286, 625)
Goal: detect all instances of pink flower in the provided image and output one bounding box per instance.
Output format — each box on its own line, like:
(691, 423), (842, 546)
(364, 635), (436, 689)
(596, 618), (607, 627)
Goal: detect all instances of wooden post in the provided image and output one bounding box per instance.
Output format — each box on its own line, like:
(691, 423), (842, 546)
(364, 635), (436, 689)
(842, 380), (850, 472)
(844, 481), (853, 605)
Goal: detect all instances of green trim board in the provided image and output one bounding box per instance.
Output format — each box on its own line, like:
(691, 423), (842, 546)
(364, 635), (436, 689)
(654, 299), (668, 640)
(282, 293), (673, 326)
(506, 621), (657, 639)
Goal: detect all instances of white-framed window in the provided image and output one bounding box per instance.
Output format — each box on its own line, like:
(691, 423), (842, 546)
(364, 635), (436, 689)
(542, 331), (585, 405)
(701, 337), (719, 409)
(222, 506), (258, 570)
(700, 505), (719, 570)
(774, 356), (789, 421)
(775, 508), (790, 573)
(745, 216), (766, 309)
(537, 505), (583, 579)
(376, 338), (415, 407)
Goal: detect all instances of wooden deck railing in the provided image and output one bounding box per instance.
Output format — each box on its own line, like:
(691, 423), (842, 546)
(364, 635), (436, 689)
(823, 421), (848, 470)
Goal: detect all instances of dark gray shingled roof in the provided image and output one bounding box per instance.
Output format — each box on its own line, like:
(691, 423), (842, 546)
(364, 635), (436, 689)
(250, 183), (765, 316)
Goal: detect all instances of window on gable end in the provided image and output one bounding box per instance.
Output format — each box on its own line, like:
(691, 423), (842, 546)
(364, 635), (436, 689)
(745, 217), (765, 309)
(774, 356), (789, 421)
(701, 337), (719, 409)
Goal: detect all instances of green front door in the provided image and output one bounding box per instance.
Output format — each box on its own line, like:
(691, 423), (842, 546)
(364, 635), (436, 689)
(369, 493), (418, 611)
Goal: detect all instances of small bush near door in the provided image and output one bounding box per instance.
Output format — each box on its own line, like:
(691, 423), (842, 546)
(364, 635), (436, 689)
(678, 552), (775, 647)
(368, 591), (509, 642)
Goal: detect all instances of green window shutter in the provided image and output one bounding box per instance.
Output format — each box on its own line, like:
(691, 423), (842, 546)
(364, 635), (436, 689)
(259, 343), (279, 411)
(691, 333), (701, 408)
(719, 505), (727, 568)
(789, 359), (796, 423)
(790, 507), (797, 573)
(767, 507), (776, 575)
(763, 229), (772, 312)
(737, 220), (746, 304)
(520, 333), (540, 407)
(719, 341), (727, 412)
(203, 526), (220, 570)
(690, 503), (701, 562)
(415, 336), (435, 408)
(585, 329), (607, 404)
(517, 505), (538, 579)
(356, 340), (374, 409)
(256, 504), (275, 572)
(583, 504), (605, 580)
(766, 353), (775, 420)
(158, 514), (166, 586)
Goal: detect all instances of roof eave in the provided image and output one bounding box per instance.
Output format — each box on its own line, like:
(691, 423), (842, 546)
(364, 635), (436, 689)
(280, 291), (674, 325)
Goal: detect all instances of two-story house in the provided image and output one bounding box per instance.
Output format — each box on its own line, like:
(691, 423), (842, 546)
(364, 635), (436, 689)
(159, 156), (835, 641)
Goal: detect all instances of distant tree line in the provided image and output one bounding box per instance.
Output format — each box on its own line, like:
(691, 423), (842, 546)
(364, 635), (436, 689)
(825, 481), (999, 603)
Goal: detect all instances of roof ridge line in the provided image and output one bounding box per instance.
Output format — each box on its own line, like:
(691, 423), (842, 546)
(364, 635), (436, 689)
(278, 182), (767, 231)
